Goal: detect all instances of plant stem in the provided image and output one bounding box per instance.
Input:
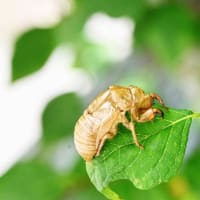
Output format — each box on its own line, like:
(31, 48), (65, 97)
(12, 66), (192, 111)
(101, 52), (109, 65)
(102, 187), (122, 200)
(191, 112), (200, 119)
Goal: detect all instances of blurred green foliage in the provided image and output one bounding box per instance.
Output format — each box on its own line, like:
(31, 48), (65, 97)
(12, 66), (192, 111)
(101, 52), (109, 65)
(110, 180), (173, 200)
(12, 28), (56, 80)
(42, 93), (83, 144)
(73, 39), (110, 74)
(11, 0), (200, 80)
(75, 0), (148, 20)
(2, 0), (200, 199)
(184, 149), (200, 194)
(135, 4), (195, 66)
(0, 161), (65, 200)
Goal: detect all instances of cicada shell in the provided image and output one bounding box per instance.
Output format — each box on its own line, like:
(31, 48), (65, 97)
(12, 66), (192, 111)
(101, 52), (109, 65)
(74, 85), (166, 161)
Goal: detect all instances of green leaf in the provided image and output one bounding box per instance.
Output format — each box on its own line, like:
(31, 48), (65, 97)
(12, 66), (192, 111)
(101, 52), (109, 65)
(86, 108), (193, 198)
(75, 0), (147, 21)
(135, 4), (195, 66)
(73, 39), (110, 74)
(184, 148), (200, 192)
(65, 186), (107, 200)
(0, 161), (65, 200)
(42, 93), (83, 143)
(110, 180), (173, 200)
(54, 14), (88, 44)
(12, 28), (56, 81)
(60, 159), (107, 199)
(194, 19), (200, 44)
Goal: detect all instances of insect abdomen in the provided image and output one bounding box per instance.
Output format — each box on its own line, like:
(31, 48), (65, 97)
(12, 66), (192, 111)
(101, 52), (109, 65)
(74, 115), (97, 161)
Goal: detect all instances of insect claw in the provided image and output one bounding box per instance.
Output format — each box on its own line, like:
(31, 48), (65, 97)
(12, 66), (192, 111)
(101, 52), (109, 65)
(134, 142), (144, 150)
(150, 93), (168, 111)
(153, 109), (164, 119)
(138, 144), (144, 150)
(159, 110), (164, 119)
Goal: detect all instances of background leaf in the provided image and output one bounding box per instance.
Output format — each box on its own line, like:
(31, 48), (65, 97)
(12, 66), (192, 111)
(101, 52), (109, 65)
(134, 4), (195, 66)
(75, 0), (148, 21)
(86, 108), (193, 197)
(184, 148), (200, 193)
(60, 159), (107, 200)
(110, 180), (173, 200)
(42, 93), (83, 143)
(54, 14), (88, 44)
(0, 161), (65, 200)
(12, 28), (56, 81)
(73, 39), (110, 74)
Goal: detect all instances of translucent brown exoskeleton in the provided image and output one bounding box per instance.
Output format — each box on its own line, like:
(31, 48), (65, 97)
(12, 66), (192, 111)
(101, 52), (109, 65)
(74, 85), (166, 161)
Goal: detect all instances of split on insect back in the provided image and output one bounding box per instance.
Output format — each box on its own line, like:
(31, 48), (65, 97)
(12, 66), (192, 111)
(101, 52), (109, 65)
(73, 85), (195, 200)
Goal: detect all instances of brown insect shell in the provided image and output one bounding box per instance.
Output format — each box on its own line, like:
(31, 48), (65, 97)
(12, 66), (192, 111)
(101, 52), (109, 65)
(74, 100), (120, 161)
(74, 85), (148, 161)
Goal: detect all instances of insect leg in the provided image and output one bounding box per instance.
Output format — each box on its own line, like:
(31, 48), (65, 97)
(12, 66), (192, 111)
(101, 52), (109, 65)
(96, 132), (115, 156)
(150, 93), (168, 110)
(86, 89), (111, 114)
(128, 122), (144, 149)
(136, 108), (163, 123)
(121, 114), (144, 149)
